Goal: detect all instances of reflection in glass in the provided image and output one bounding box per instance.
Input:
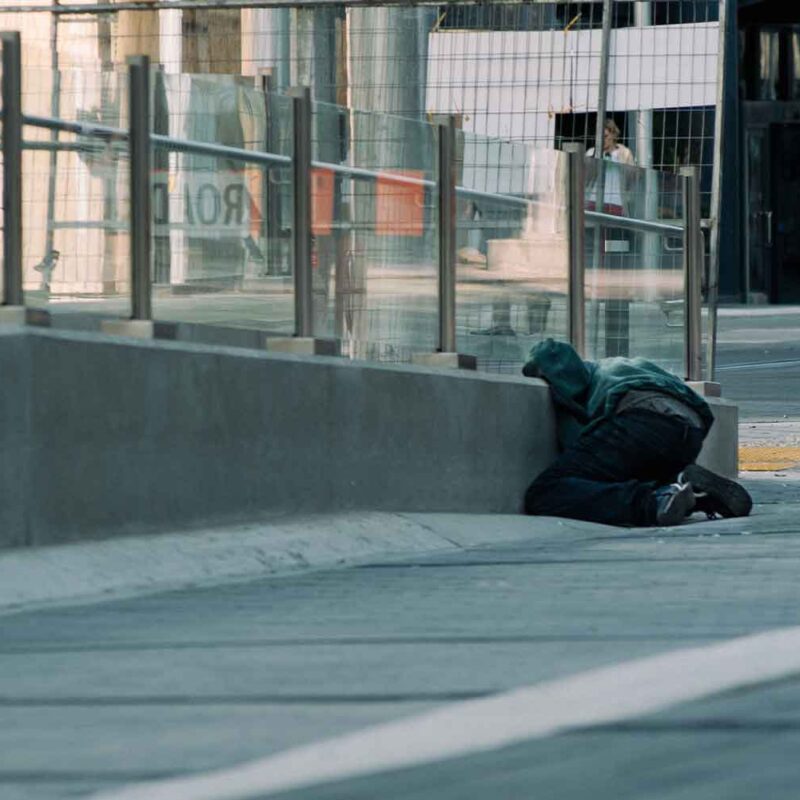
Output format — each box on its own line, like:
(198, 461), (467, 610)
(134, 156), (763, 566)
(455, 135), (569, 373)
(310, 101), (439, 363)
(584, 158), (685, 375)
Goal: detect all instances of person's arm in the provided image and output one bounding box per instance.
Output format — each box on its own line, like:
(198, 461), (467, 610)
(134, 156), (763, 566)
(618, 145), (635, 166)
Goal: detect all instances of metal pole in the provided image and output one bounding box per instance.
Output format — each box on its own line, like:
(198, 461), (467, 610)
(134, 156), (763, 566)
(1, 32), (24, 306)
(289, 85), (313, 338)
(587, 0), (613, 308)
(593, 0), (613, 158)
(682, 167), (703, 382)
(437, 116), (456, 353)
(128, 55), (152, 320)
(42, 3), (60, 288)
(261, 72), (282, 276)
(707, 0), (728, 381)
(565, 143), (586, 356)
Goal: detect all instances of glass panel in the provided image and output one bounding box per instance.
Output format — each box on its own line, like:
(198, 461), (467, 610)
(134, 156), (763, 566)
(22, 68), (131, 321)
(151, 76), (294, 335)
(456, 132), (569, 373)
(311, 101), (438, 362)
(584, 156), (685, 375)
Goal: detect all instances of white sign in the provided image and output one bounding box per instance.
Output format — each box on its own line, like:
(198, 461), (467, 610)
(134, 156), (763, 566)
(153, 169), (263, 239)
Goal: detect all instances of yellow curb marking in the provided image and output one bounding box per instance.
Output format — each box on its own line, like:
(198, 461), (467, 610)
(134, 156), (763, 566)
(739, 446), (800, 472)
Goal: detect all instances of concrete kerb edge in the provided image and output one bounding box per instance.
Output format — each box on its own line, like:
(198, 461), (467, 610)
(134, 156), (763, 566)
(0, 512), (611, 616)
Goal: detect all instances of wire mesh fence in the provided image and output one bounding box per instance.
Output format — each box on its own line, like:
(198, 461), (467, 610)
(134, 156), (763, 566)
(2, 1), (720, 213)
(0, 0), (717, 373)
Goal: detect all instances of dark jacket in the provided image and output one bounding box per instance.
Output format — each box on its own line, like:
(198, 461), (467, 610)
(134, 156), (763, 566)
(522, 339), (714, 448)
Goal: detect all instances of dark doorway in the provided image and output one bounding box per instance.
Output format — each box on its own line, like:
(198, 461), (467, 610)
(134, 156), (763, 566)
(770, 123), (800, 302)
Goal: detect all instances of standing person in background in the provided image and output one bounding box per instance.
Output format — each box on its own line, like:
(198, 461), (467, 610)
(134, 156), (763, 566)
(586, 118), (635, 215)
(585, 118), (637, 303)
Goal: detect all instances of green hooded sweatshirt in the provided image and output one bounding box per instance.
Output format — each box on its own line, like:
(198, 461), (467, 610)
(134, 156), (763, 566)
(522, 338), (713, 448)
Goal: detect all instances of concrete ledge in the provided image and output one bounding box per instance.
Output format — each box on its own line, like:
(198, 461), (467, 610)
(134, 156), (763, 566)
(697, 396), (739, 479)
(410, 352), (478, 370)
(99, 319), (157, 339)
(264, 336), (340, 356)
(0, 326), (739, 549)
(0, 328), (557, 548)
(0, 305), (27, 325)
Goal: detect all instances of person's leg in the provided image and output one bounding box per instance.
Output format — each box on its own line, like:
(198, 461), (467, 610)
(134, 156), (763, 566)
(525, 410), (704, 526)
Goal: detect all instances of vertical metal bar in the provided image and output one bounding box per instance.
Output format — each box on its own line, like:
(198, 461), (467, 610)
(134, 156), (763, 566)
(261, 72), (282, 277)
(682, 167), (703, 382)
(593, 0), (613, 157)
(289, 85), (313, 338)
(1, 32), (24, 306)
(128, 55), (152, 320)
(43, 6), (60, 282)
(706, 0), (729, 381)
(565, 143), (586, 357)
(587, 0), (613, 286)
(437, 116), (456, 353)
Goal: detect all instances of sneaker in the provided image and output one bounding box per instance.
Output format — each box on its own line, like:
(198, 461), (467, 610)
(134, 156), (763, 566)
(678, 464), (752, 519)
(653, 482), (696, 526)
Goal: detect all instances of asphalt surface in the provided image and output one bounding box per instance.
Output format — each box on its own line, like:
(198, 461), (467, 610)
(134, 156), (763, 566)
(1, 476), (799, 800)
(717, 306), (800, 421)
(2, 304), (800, 799)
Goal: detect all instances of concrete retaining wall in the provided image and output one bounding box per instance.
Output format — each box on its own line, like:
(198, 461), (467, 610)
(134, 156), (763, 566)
(2, 328), (558, 548)
(0, 327), (738, 549)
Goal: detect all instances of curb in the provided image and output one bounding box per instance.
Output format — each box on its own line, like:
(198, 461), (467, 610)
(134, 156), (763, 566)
(0, 512), (603, 616)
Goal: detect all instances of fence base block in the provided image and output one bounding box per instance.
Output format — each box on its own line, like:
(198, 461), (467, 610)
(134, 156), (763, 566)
(0, 306), (26, 326)
(411, 352), (478, 371)
(100, 319), (156, 340)
(687, 381), (722, 398)
(265, 337), (340, 357)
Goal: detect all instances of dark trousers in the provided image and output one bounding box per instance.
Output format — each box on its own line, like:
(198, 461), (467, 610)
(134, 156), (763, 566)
(524, 410), (706, 527)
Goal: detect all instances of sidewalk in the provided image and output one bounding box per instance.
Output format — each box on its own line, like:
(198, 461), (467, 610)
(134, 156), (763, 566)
(0, 469), (795, 800)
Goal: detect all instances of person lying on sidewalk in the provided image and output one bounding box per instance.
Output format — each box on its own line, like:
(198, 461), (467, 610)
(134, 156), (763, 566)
(522, 339), (752, 527)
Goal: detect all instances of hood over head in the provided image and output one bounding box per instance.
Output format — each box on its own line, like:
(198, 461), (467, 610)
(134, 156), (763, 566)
(522, 338), (592, 404)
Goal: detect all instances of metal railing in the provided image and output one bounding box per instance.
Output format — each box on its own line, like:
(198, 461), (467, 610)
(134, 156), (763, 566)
(0, 35), (704, 379)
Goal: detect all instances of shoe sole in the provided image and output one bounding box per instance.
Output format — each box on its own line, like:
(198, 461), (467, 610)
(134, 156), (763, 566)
(682, 464), (753, 518)
(656, 483), (695, 526)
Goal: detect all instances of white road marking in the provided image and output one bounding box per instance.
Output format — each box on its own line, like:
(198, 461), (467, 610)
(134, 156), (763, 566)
(94, 625), (800, 800)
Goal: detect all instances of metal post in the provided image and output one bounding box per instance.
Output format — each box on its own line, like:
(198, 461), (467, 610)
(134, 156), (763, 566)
(565, 144), (586, 357)
(682, 167), (703, 382)
(1, 32), (24, 306)
(593, 0), (613, 158)
(289, 86), (313, 338)
(128, 55), (152, 320)
(42, 5), (61, 290)
(706, 0), (729, 381)
(261, 73), (282, 277)
(437, 116), (457, 353)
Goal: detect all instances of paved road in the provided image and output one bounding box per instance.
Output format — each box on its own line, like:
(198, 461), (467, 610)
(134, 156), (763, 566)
(716, 306), (800, 422)
(0, 301), (795, 799)
(2, 477), (799, 800)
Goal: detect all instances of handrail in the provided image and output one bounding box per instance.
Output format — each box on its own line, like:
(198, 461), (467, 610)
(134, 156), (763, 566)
(24, 113), (126, 140)
(153, 133), (292, 167)
(20, 111), (687, 237)
(586, 209), (685, 237)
